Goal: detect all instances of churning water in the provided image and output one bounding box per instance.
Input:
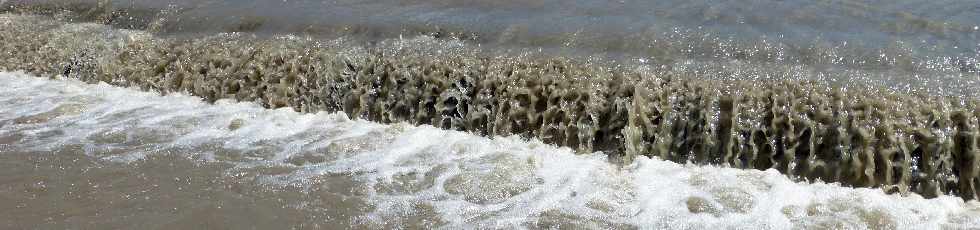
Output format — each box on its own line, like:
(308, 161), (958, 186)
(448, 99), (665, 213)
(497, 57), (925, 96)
(2, 72), (979, 228)
(2, 0), (980, 229)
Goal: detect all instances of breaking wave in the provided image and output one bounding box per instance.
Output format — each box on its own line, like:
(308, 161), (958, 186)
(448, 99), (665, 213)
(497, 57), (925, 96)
(2, 13), (979, 199)
(2, 72), (980, 228)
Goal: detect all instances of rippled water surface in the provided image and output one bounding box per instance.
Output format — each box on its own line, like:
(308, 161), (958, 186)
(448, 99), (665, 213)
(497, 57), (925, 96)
(7, 0), (980, 56)
(5, 0), (979, 97)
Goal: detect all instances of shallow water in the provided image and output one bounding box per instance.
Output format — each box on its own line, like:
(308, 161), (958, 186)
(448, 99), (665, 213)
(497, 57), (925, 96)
(2, 72), (980, 228)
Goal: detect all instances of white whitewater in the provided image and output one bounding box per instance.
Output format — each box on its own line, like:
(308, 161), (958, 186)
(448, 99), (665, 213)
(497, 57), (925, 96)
(1, 71), (979, 229)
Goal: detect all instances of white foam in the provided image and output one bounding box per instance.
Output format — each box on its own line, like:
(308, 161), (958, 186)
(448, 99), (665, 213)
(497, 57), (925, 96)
(2, 71), (979, 229)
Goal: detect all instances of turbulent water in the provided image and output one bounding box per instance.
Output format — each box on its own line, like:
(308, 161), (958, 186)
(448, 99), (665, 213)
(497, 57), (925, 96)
(2, 72), (980, 228)
(3, 0), (980, 228)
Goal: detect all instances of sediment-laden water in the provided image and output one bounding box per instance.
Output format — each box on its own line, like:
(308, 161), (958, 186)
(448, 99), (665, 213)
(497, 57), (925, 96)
(2, 72), (979, 228)
(2, 0), (980, 228)
(3, 12), (980, 199)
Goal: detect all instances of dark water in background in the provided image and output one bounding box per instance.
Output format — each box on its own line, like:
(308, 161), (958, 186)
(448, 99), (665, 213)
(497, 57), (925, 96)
(9, 0), (980, 56)
(6, 0), (980, 97)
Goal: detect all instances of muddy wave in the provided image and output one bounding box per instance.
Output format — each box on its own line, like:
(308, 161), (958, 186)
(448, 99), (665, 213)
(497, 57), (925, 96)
(1, 12), (980, 200)
(2, 72), (980, 228)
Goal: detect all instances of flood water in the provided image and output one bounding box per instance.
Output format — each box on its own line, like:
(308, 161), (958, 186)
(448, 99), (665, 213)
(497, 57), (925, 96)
(2, 0), (980, 229)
